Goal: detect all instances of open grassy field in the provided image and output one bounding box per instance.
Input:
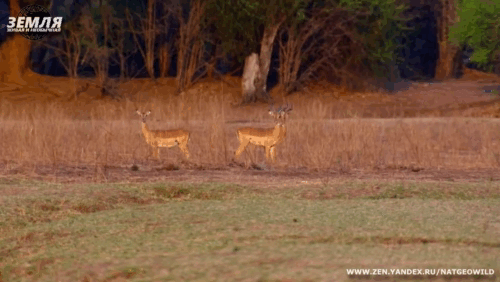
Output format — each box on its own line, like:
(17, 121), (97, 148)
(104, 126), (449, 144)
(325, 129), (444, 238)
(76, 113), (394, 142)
(1, 75), (500, 281)
(0, 179), (499, 281)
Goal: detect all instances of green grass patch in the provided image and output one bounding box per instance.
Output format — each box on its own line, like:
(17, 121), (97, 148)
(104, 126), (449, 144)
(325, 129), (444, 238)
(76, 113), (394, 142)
(0, 180), (499, 281)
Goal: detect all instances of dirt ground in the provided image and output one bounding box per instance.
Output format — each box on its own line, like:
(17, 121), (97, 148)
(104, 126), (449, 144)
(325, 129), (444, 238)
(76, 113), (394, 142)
(1, 68), (500, 184)
(1, 162), (499, 186)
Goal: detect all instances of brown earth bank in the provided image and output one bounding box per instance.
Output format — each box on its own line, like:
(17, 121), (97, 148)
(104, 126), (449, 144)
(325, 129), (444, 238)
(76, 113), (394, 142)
(0, 67), (500, 118)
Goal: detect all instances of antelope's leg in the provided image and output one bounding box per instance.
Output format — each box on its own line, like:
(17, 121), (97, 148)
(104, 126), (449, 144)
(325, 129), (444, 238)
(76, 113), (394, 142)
(179, 142), (190, 159)
(270, 146), (276, 162)
(235, 139), (249, 159)
(151, 145), (157, 158)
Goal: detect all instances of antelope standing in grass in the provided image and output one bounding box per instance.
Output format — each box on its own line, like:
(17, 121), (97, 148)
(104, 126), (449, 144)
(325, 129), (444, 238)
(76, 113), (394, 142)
(136, 110), (190, 159)
(234, 103), (293, 162)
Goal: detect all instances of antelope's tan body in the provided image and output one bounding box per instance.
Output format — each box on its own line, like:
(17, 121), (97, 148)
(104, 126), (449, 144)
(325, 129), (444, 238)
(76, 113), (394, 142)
(137, 111), (190, 159)
(234, 104), (292, 162)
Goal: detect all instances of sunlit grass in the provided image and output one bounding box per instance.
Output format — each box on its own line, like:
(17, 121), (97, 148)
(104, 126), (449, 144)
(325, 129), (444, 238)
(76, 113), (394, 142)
(1, 94), (500, 171)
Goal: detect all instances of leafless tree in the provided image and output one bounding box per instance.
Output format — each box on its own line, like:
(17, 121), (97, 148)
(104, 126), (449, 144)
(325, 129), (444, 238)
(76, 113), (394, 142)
(42, 15), (90, 98)
(278, 8), (360, 93)
(172, 0), (208, 93)
(109, 17), (139, 81)
(157, 3), (175, 78)
(76, 4), (120, 98)
(125, 0), (157, 79)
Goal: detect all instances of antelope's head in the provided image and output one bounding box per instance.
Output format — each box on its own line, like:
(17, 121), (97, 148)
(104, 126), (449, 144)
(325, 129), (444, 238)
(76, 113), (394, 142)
(136, 110), (151, 123)
(269, 103), (293, 126)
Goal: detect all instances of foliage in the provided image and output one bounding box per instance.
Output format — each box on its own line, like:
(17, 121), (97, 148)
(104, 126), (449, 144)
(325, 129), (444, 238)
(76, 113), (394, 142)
(346, 0), (409, 78)
(206, 0), (409, 78)
(205, 0), (311, 61)
(41, 0), (419, 83)
(450, 0), (500, 71)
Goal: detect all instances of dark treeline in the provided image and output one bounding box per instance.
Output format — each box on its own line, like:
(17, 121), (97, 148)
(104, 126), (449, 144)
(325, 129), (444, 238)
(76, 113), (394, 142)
(0, 0), (499, 102)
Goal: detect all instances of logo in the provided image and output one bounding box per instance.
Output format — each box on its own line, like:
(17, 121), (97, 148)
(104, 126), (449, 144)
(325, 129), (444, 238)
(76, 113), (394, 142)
(7, 4), (62, 40)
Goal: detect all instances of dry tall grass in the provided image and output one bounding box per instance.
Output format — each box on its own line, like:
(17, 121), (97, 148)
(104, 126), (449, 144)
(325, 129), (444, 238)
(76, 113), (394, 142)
(1, 94), (500, 171)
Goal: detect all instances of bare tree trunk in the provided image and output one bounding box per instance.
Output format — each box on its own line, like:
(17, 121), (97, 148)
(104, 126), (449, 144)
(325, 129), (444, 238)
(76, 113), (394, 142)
(159, 44), (170, 78)
(494, 51), (500, 76)
(175, 0), (206, 93)
(452, 45), (464, 78)
(125, 0), (156, 79)
(435, 0), (459, 80)
(242, 53), (260, 103)
(159, 3), (172, 78)
(0, 0), (32, 85)
(241, 17), (285, 103)
(146, 0), (155, 78)
(96, 4), (110, 91)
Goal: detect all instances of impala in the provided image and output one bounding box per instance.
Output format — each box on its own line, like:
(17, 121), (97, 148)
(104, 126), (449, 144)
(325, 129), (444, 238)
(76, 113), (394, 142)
(136, 110), (190, 159)
(234, 103), (293, 162)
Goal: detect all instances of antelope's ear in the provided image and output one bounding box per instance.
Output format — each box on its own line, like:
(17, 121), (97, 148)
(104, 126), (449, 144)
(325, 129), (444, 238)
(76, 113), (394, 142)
(136, 110), (141, 115)
(145, 111), (151, 116)
(269, 110), (274, 116)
